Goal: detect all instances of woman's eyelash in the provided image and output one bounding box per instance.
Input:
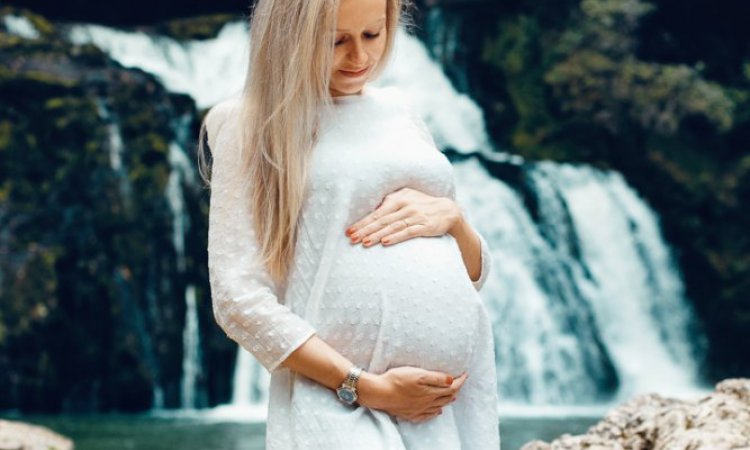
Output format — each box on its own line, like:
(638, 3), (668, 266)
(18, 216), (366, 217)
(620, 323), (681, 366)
(335, 33), (381, 46)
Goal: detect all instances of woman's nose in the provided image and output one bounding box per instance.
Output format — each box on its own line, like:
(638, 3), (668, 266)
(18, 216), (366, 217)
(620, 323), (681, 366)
(348, 40), (367, 65)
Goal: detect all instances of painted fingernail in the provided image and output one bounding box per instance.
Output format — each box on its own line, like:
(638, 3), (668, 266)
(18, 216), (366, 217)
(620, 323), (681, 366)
(382, 238), (390, 244)
(363, 238), (371, 246)
(351, 232), (359, 240)
(446, 376), (453, 384)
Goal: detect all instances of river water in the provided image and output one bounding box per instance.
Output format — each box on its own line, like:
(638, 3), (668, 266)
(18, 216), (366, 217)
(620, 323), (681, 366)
(11, 414), (600, 450)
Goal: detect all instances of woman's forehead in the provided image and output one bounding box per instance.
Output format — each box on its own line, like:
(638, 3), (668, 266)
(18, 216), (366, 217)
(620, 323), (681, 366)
(336, 0), (387, 31)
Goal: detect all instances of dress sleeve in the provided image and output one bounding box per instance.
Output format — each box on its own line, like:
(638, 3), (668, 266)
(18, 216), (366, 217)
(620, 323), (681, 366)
(470, 231), (492, 292)
(204, 100), (317, 374)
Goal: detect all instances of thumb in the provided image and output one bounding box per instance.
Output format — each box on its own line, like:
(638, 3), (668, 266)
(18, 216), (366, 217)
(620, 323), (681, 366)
(422, 370), (453, 387)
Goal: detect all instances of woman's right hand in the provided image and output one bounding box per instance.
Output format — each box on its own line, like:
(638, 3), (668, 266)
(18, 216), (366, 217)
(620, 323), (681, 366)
(356, 367), (469, 423)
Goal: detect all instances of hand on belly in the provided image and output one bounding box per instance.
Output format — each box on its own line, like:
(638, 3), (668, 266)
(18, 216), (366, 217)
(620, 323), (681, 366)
(344, 187), (462, 247)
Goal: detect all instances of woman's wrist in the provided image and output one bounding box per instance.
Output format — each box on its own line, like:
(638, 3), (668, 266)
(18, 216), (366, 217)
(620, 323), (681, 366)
(356, 370), (386, 409)
(448, 213), (470, 238)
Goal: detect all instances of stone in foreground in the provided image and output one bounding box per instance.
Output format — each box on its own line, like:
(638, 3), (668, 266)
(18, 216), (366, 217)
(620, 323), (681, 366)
(0, 419), (74, 450)
(522, 378), (750, 450)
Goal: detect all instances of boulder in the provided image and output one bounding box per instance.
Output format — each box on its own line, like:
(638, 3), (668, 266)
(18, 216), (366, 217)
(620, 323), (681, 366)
(521, 378), (750, 450)
(0, 420), (73, 450)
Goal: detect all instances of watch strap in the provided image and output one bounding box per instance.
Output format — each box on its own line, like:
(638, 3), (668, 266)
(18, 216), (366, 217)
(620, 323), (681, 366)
(342, 366), (362, 388)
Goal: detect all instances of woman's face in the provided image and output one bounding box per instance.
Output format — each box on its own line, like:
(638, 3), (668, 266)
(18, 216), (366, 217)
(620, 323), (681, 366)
(329, 0), (388, 97)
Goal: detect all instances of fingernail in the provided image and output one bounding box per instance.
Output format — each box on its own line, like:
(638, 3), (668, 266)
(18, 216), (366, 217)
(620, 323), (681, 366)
(346, 227), (355, 235)
(363, 238), (371, 245)
(382, 238), (390, 244)
(446, 376), (453, 385)
(351, 232), (359, 240)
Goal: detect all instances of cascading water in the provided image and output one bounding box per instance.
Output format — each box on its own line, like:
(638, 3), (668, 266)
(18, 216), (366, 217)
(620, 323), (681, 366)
(452, 158), (705, 412)
(166, 113), (205, 409)
(97, 98), (165, 409)
(2, 14), (40, 39)
(69, 20), (708, 417)
(95, 99), (133, 209)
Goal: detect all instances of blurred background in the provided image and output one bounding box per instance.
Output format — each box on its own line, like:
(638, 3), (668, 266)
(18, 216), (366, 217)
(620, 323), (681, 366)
(1, 0), (748, 448)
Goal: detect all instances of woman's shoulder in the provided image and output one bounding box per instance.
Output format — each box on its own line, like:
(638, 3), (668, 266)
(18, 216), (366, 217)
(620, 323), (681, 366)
(204, 92), (243, 150)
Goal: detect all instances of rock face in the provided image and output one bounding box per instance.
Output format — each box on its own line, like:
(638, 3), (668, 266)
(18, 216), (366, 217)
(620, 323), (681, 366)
(0, 7), (231, 413)
(0, 420), (73, 450)
(522, 379), (750, 450)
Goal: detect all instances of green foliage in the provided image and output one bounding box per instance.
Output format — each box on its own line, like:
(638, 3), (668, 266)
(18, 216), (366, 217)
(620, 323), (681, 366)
(482, 16), (557, 150)
(547, 0), (734, 136)
(546, 55), (734, 134)
(477, 0), (750, 379)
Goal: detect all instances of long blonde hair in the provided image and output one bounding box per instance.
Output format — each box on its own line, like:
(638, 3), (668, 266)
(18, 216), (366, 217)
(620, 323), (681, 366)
(198, 0), (414, 285)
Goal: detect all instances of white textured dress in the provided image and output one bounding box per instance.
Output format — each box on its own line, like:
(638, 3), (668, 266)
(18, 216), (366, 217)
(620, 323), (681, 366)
(205, 84), (500, 449)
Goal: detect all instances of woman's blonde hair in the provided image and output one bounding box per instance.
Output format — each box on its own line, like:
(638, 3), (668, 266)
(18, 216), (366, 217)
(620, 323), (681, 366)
(198, 0), (414, 285)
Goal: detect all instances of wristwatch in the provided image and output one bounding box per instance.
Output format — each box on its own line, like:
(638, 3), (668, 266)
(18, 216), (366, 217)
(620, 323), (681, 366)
(336, 366), (363, 406)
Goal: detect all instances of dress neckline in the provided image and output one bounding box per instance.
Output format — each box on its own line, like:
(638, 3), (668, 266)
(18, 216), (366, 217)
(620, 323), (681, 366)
(331, 84), (371, 105)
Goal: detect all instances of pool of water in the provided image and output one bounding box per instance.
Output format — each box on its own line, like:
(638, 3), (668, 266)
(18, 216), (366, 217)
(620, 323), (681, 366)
(8, 413), (600, 450)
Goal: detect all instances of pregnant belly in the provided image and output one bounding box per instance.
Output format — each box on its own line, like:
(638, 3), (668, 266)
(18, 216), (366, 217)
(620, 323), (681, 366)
(316, 234), (485, 376)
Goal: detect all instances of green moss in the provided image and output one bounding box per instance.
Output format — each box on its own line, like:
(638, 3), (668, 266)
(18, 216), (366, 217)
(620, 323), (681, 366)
(0, 33), (23, 49)
(482, 16), (557, 149)
(0, 121), (11, 150)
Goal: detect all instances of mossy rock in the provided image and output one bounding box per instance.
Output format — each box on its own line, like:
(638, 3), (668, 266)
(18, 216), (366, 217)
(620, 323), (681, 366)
(0, 6), (55, 39)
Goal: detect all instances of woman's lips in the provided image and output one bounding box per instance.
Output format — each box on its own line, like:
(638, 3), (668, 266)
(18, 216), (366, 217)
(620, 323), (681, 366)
(340, 66), (369, 77)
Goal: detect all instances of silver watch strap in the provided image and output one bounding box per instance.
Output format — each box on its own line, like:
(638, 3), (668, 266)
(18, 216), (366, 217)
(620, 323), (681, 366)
(343, 366), (362, 388)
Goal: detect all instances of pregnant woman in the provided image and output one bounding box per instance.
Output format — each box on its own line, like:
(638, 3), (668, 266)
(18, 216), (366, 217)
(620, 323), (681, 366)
(199, 0), (500, 448)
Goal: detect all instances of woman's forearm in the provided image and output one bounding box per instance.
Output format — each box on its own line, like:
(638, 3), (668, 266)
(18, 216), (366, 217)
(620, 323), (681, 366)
(448, 215), (482, 283)
(278, 334), (382, 405)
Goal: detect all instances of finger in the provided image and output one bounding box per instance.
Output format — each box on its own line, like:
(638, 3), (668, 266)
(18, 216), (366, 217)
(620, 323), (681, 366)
(381, 223), (424, 246)
(420, 371), (455, 388)
(356, 210), (411, 246)
(428, 372), (469, 397)
(451, 372), (469, 391)
(363, 213), (413, 247)
(346, 193), (404, 237)
(413, 411), (442, 423)
(433, 393), (456, 407)
(347, 206), (402, 243)
(424, 404), (444, 414)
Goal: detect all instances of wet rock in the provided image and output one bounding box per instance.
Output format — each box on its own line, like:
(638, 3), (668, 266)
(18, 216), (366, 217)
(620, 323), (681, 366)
(0, 419), (73, 450)
(521, 378), (750, 450)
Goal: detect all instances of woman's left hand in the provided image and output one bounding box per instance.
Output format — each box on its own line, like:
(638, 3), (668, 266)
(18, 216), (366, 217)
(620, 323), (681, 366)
(345, 187), (463, 247)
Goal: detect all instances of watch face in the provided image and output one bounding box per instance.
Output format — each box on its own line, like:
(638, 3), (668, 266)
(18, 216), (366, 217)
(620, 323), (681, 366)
(336, 387), (357, 404)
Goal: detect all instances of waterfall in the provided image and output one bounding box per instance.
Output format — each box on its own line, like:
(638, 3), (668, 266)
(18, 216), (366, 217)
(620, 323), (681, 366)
(166, 114), (205, 409)
(68, 22), (250, 109)
(95, 99), (133, 209)
(452, 159), (704, 409)
(69, 20), (708, 414)
(112, 265), (165, 410)
(181, 285), (201, 409)
(96, 99), (166, 408)
(2, 14), (40, 39)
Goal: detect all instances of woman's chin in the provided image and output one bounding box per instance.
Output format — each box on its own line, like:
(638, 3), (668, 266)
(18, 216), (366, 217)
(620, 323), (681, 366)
(331, 80), (367, 95)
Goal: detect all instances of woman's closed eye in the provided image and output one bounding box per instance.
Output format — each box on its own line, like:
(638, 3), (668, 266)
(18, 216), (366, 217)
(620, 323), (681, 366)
(335, 32), (381, 46)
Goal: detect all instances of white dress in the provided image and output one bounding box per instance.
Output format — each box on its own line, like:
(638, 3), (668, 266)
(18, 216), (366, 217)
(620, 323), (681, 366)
(205, 84), (500, 449)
